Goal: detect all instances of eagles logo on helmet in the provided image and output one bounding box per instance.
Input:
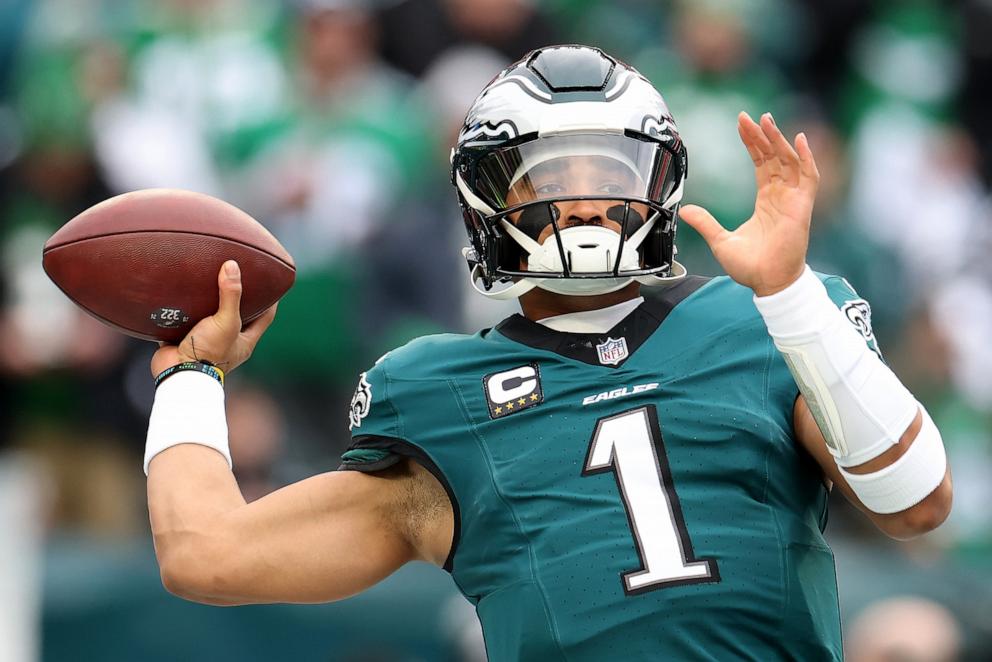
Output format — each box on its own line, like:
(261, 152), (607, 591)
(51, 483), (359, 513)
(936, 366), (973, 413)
(451, 45), (689, 301)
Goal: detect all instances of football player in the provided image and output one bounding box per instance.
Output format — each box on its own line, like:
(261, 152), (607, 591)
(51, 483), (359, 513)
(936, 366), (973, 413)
(144, 46), (952, 661)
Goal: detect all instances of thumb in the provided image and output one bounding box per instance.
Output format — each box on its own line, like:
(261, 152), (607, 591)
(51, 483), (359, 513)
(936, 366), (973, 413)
(214, 260), (243, 331)
(679, 204), (728, 249)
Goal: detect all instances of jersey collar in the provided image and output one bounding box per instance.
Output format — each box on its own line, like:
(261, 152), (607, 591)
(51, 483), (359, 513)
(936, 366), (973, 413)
(494, 276), (711, 368)
(536, 297), (645, 334)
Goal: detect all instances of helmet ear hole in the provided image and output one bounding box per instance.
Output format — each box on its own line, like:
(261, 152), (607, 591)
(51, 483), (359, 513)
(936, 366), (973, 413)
(640, 211), (674, 272)
(497, 225), (524, 272)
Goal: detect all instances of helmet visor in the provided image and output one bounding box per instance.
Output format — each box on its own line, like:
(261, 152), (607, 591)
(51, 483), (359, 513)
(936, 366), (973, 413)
(473, 134), (683, 213)
(470, 134), (684, 278)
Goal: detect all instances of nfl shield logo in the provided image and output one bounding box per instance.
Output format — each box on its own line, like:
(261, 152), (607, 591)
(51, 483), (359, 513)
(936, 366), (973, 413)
(596, 337), (629, 366)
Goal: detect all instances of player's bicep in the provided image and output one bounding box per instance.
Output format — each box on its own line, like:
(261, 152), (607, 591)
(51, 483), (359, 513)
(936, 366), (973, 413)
(178, 469), (419, 605)
(340, 441), (457, 569)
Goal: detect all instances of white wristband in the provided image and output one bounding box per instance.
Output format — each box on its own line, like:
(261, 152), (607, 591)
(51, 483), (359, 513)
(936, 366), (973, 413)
(144, 370), (230, 475)
(839, 408), (947, 514)
(754, 266), (918, 467)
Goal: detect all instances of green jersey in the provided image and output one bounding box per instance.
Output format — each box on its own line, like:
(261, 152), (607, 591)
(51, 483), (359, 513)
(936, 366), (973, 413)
(342, 274), (877, 661)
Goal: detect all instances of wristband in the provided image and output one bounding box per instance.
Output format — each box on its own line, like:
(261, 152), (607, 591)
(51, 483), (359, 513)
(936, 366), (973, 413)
(144, 370), (230, 475)
(155, 361), (225, 389)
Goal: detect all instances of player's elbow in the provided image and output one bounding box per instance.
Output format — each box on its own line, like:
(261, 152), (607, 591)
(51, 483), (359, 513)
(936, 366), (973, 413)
(156, 532), (245, 605)
(874, 477), (953, 541)
(159, 558), (207, 602)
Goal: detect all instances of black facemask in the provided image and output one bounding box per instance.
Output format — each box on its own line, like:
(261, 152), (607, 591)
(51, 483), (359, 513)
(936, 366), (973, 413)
(513, 201), (646, 242)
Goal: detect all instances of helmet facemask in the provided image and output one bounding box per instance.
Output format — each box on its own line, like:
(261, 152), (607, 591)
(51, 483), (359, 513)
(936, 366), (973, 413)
(457, 133), (686, 298)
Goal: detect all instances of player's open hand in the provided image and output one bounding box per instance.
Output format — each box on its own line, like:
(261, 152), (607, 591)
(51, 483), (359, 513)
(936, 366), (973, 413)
(679, 112), (820, 297)
(150, 261), (277, 377)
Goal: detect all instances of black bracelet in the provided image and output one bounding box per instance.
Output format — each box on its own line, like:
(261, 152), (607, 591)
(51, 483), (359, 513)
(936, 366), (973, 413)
(154, 361), (225, 389)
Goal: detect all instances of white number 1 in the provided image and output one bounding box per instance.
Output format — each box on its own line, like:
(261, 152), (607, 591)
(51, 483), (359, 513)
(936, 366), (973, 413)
(583, 406), (720, 594)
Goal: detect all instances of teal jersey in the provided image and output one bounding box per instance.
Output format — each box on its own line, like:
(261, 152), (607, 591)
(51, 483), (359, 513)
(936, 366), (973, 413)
(342, 274), (878, 661)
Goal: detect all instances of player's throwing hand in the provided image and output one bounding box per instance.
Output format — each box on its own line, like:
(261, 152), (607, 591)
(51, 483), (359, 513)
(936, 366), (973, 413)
(150, 261), (277, 376)
(679, 112), (820, 297)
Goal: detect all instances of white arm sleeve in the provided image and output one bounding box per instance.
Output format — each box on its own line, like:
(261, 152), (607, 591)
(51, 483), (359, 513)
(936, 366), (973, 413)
(754, 266), (946, 513)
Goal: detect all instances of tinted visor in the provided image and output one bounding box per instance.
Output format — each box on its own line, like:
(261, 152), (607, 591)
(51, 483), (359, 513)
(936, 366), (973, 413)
(473, 134), (683, 213)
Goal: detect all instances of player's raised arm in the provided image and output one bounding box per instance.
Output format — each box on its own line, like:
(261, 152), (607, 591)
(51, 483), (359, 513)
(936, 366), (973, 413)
(682, 113), (952, 539)
(145, 263), (451, 605)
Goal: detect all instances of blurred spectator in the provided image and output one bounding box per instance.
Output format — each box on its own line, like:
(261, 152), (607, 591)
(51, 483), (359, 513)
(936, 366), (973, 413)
(633, 0), (795, 274)
(231, 0), (418, 385)
(0, 5), (115, 455)
(836, 2), (961, 133)
(847, 113), (988, 288)
(405, 45), (517, 333)
(959, 0), (992, 186)
(234, 0), (418, 270)
(784, 0), (870, 103)
(231, 0), (434, 462)
(799, 115), (910, 344)
(845, 596), (962, 662)
(227, 382), (287, 502)
(543, 0), (665, 62)
(377, 0), (559, 77)
(0, 0), (163, 538)
(89, 0), (289, 195)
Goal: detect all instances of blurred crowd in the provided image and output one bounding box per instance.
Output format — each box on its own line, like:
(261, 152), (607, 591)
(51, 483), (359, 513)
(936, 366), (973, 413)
(0, 0), (991, 659)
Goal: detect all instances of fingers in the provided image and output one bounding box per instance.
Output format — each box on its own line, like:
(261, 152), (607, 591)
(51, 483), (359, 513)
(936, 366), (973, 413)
(741, 111), (815, 189)
(738, 112), (778, 187)
(759, 113), (800, 166)
(679, 204), (728, 250)
(241, 303), (277, 346)
(795, 131), (820, 195)
(738, 112), (774, 165)
(213, 260), (243, 332)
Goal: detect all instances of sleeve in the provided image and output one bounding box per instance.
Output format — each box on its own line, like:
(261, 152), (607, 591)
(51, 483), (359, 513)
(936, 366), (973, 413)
(765, 273), (885, 427)
(820, 274), (883, 358)
(337, 353), (462, 573)
(339, 355), (408, 472)
(337, 353), (455, 499)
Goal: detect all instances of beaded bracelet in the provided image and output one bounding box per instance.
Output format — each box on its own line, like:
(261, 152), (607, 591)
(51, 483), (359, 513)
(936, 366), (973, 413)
(154, 361), (225, 389)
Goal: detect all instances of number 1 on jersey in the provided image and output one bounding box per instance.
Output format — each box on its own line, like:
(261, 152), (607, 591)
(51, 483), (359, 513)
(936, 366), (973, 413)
(583, 405), (720, 595)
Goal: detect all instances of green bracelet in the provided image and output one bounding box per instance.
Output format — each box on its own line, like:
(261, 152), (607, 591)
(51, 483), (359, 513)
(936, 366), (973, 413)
(154, 361), (225, 389)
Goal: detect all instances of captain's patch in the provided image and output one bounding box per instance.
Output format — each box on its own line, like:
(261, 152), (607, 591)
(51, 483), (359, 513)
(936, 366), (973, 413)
(483, 363), (543, 419)
(349, 372), (372, 430)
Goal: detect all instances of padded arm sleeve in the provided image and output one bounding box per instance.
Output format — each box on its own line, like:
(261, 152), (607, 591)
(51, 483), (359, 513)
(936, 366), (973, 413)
(754, 267), (946, 514)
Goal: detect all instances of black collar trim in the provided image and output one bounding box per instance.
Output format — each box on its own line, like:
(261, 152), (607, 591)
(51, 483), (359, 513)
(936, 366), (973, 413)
(494, 276), (712, 368)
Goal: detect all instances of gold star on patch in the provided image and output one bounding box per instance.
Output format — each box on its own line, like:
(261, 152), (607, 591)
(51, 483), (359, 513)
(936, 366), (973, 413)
(518, 397), (527, 406)
(506, 401), (515, 410)
(530, 393), (539, 401)
(494, 406), (502, 414)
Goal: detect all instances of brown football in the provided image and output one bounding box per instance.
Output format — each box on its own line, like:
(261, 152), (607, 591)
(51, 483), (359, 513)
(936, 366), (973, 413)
(42, 188), (295, 343)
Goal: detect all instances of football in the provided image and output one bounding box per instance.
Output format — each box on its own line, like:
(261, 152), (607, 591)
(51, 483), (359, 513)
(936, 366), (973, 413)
(42, 189), (295, 343)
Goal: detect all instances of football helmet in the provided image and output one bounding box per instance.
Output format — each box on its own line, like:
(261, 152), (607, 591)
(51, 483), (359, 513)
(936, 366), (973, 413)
(451, 44), (688, 299)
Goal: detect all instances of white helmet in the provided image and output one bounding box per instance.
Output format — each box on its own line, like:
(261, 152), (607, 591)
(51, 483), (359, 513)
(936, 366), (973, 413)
(451, 44), (688, 300)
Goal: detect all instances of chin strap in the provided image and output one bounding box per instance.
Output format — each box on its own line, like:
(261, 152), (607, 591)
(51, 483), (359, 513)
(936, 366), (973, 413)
(633, 260), (687, 285)
(465, 250), (688, 301)
(466, 260), (539, 300)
